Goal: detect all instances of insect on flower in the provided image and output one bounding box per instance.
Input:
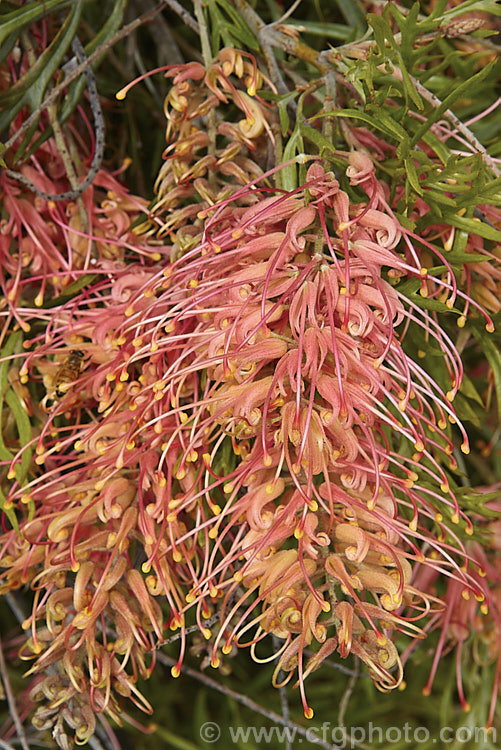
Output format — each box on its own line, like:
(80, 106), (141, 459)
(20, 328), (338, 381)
(53, 350), (86, 398)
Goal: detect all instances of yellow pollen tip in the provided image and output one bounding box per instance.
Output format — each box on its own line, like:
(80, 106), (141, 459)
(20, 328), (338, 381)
(457, 315), (466, 328)
(202, 628), (211, 639)
(461, 443), (470, 455)
(211, 657), (220, 669)
(419, 268), (427, 277)
(125, 306), (134, 317)
(304, 707), (314, 720)
(222, 642), (232, 655)
(116, 88), (128, 100)
(171, 666), (181, 678)
(486, 322), (495, 333)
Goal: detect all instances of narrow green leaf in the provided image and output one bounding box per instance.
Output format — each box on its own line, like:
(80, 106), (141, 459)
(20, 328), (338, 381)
(446, 215), (501, 242)
(287, 20), (351, 40)
(366, 106), (410, 142)
(147, 726), (199, 750)
(40, 274), (99, 308)
(0, 485), (18, 533)
(472, 332), (501, 421)
(442, 0), (501, 17)
(399, 63), (424, 110)
(459, 373), (485, 408)
(281, 128), (303, 192)
(410, 60), (497, 147)
(404, 155), (423, 196)
(334, 0), (366, 28)
(0, 1), (83, 137)
(0, 0), (72, 46)
(5, 388), (32, 486)
(300, 125), (338, 155)
(317, 109), (401, 142)
(213, 0), (259, 50)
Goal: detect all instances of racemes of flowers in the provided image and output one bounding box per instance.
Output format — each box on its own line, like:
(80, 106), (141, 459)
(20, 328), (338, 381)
(1, 45), (500, 746)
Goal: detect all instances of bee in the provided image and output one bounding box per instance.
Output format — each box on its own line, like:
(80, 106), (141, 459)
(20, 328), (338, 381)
(54, 349), (85, 398)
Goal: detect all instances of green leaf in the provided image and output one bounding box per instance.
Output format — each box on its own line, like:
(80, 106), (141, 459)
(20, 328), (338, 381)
(287, 20), (351, 40)
(0, 0), (72, 46)
(40, 274), (99, 309)
(281, 128), (303, 192)
(276, 91), (299, 137)
(210, 0), (259, 51)
(300, 125), (338, 156)
(333, 0), (366, 28)
(19, 0), (127, 162)
(317, 108), (404, 143)
(446, 215), (501, 242)
(399, 63), (424, 110)
(0, 1), (84, 139)
(5, 388), (32, 486)
(0, 27), (19, 68)
(442, 0), (501, 17)
(404, 155), (423, 196)
(410, 59), (497, 147)
(152, 726), (200, 750)
(397, 278), (461, 314)
(472, 331), (501, 421)
(459, 373), (485, 408)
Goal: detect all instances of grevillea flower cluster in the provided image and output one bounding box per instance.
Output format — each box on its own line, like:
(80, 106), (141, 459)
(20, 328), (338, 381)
(1, 27), (501, 748)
